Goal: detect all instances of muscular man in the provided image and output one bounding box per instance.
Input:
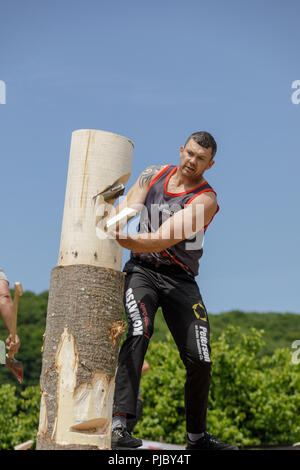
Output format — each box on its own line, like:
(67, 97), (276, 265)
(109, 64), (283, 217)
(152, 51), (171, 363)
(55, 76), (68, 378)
(109, 131), (238, 450)
(0, 268), (20, 355)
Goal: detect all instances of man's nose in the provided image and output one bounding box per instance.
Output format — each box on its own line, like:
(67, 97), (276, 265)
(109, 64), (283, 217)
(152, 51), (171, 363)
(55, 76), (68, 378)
(188, 155), (197, 166)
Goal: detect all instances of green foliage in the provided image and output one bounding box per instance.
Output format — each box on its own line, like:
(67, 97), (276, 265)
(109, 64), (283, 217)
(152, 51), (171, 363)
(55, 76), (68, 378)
(0, 290), (299, 447)
(153, 309), (300, 356)
(1, 290), (299, 390)
(208, 326), (300, 446)
(208, 310), (300, 357)
(0, 325), (299, 449)
(0, 384), (40, 449)
(135, 326), (300, 446)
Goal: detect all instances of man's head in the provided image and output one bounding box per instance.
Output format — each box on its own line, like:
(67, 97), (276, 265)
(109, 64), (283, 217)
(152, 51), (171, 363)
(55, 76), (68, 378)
(179, 131), (217, 179)
(185, 131), (217, 158)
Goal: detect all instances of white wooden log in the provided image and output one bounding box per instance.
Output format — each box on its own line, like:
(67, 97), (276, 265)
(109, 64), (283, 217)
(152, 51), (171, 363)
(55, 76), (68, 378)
(58, 129), (133, 270)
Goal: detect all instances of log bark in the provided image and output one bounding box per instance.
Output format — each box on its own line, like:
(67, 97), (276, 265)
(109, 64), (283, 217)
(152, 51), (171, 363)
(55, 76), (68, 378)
(36, 130), (133, 450)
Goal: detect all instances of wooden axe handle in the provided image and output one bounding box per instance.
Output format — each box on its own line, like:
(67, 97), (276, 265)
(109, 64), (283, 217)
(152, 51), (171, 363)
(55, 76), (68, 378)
(8, 282), (23, 359)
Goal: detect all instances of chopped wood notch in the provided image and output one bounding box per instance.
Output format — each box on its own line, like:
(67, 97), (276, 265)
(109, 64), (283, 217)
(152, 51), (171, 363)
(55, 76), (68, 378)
(70, 418), (109, 434)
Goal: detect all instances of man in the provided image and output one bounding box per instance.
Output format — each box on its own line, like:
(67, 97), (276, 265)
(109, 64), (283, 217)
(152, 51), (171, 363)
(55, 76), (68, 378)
(108, 131), (238, 450)
(0, 268), (20, 355)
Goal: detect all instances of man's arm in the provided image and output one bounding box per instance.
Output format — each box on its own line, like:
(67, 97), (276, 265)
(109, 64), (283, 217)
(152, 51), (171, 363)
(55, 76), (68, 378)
(113, 191), (218, 252)
(104, 165), (166, 231)
(0, 280), (21, 354)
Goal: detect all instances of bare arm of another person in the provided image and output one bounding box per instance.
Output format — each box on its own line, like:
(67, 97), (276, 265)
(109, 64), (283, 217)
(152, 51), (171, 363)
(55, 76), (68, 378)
(0, 280), (21, 354)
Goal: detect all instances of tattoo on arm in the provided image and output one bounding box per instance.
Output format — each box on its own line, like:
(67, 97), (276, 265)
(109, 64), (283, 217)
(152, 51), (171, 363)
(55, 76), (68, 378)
(138, 166), (162, 188)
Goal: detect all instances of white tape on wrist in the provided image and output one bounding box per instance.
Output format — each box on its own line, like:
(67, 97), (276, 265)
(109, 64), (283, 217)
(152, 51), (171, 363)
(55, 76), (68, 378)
(105, 207), (137, 229)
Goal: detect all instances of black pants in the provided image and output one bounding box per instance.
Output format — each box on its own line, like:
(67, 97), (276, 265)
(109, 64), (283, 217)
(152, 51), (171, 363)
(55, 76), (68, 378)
(113, 260), (212, 433)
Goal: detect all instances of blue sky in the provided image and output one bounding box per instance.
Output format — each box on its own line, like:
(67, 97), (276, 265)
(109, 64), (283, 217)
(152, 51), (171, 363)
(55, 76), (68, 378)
(0, 0), (299, 314)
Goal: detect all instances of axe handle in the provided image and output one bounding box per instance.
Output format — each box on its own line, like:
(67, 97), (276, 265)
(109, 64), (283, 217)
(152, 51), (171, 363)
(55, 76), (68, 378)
(8, 282), (23, 359)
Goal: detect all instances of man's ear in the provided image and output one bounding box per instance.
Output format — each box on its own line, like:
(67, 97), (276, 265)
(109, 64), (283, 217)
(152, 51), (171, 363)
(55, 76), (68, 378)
(208, 159), (215, 169)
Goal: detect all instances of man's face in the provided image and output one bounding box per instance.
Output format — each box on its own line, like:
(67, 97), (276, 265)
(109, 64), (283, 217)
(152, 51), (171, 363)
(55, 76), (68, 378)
(179, 138), (215, 179)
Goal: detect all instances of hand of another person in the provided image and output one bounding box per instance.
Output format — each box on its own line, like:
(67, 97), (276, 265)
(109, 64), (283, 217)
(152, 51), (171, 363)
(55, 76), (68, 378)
(6, 333), (21, 355)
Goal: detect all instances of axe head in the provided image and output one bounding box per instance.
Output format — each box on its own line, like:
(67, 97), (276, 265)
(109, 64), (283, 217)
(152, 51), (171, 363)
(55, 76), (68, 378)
(5, 354), (23, 383)
(94, 183), (125, 203)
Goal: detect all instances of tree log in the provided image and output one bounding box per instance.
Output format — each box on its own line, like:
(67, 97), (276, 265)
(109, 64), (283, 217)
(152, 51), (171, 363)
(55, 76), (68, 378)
(58, 129), (133, 269)
(36, 130), (133, 450)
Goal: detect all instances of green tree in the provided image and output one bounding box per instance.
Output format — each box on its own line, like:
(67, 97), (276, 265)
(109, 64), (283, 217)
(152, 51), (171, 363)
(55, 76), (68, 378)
(0, 384), (40, 449)
(135, 326), (300, 446)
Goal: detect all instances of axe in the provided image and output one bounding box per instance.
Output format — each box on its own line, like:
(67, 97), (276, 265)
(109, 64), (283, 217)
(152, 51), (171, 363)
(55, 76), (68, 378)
(93, 182), (126, 203)
(0, 282), (24, 383)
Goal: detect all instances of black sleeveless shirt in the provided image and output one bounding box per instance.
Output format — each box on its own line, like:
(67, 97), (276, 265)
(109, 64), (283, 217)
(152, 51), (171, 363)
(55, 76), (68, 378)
(130, 165), (219, 277)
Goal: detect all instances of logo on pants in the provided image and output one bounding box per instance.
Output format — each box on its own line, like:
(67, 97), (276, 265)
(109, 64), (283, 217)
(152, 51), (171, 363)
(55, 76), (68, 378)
(195, 324), (211, 363)
(192, 302), (207, 322)
(125, 288), (143, 336)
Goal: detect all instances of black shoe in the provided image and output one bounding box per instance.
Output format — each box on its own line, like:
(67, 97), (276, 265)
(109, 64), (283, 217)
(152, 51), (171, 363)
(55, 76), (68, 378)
(111, 425), (143, 449)
(186, 431), (239, 450)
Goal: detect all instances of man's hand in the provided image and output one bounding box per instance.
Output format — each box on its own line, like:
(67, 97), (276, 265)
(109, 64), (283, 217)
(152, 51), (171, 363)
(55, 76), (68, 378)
(6, 333), (20, 355)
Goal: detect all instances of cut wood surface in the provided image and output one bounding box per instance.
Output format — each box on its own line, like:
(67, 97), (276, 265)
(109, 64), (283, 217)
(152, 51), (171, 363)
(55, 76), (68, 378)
(14, 440), (34, 451)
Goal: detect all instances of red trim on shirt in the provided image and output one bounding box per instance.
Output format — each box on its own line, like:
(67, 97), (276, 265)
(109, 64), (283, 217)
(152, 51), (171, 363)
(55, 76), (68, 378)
(185, 189), (219, 232)
(202, 204), (220, 231)
(204, 205), (220, 231)
(162, 249), (191, 272)
(164, 166), (208, 196)
(185, 188), (217, 206)
(147, 165), (172, 193)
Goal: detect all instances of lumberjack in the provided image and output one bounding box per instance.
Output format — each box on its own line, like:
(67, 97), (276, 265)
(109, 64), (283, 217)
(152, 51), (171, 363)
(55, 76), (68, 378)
(105, 131), (239, 450)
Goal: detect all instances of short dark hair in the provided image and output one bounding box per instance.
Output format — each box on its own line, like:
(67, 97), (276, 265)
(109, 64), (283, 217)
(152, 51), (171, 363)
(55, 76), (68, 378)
(184, 131), (217, 158)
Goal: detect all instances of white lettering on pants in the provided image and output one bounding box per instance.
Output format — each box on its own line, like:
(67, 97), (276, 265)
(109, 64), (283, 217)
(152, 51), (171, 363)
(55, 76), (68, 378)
(125, 288), (143, 336)
(195, 324), (211, 362)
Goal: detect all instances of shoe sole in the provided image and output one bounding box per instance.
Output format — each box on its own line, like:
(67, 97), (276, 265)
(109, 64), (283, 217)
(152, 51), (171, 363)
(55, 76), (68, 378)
(186, 445), (239, 450)
(112, 445), (143, 450)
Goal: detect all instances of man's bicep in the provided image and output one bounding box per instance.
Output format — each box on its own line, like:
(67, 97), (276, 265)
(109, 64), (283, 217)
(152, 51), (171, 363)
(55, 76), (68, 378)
(124, 180), (148, 207)
(158, 194), (218, 243)
(157, 207), (195, 244)
(137, 165), (163, 189)
(121, 165), (165, 208)
(190, 192), (218, 228)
